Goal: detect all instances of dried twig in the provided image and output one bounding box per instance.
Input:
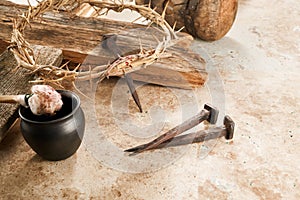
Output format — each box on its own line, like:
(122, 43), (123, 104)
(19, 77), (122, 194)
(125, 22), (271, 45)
(9, 0), (183, 87)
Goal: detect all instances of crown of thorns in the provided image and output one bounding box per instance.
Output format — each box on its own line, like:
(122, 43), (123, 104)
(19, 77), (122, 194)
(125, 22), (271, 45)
(9, 0), (181, 91)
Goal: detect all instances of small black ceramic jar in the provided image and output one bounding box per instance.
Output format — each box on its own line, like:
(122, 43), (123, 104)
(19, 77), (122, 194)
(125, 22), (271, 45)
(19, 90), (85, 161)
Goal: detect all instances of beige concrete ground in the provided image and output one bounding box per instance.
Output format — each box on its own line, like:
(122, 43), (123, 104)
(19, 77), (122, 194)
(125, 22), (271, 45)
(1, 0), (299, 199)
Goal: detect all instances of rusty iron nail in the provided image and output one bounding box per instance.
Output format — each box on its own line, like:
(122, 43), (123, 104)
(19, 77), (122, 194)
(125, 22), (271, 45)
(124, 103), (219, 154)
(204, 103), (219, 125)
(124, 73), (143, 113)
(224, 115), (235, 140)
(102, 34), (143, 112)
(125, 115), (234, 153)
(102, 34), (122, 56)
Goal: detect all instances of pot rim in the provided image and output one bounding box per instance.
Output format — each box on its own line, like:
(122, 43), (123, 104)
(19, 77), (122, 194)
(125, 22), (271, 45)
(18, 90), (81, 124)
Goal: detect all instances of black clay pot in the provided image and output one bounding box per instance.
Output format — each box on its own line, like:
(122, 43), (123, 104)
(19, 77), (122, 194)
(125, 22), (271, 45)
(19, 90), (85, 161)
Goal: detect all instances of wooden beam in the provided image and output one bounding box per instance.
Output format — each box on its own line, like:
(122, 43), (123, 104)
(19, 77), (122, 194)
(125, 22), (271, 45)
(0, 1), (207, 88)
(0, 40), (9, 55)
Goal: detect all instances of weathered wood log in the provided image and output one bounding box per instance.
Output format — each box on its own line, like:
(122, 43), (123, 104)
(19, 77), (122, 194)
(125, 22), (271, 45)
(0, 1), (207, 89)
(136, 0), (238, 41)
(0, 45), (63, 142)
(0, 40), (8, 55)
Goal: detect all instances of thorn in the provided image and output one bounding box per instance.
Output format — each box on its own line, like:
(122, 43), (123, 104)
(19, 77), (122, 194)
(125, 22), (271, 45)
(131, 16), (143, 24)
(172, 21), (177, 30)
(148, 0), (152, 8)
(176, 26), (185, 33)
(139, 38), (144, 54)
(74, 63), (81, 71)
(59, 60), (70, 69)
(161, 1), (169, 20)
(72, 82), (93, 101)
(146, 21), (154, 30)
(151, 26), (166, 35)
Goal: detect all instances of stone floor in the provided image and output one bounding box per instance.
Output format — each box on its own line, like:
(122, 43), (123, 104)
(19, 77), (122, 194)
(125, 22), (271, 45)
(0, 0), (299, 199)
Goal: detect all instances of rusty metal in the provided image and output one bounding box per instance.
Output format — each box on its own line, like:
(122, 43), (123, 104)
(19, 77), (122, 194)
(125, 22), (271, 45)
(102, 34), (143, 112)
(125, 103), (220, 154)
(125, 115), (234, 152)
(124, 73), (143, 112)
(224, 115), (235, 139)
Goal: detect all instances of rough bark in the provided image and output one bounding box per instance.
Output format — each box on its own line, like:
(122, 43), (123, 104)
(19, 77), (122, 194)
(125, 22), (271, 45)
(136, 0), (238, 41)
